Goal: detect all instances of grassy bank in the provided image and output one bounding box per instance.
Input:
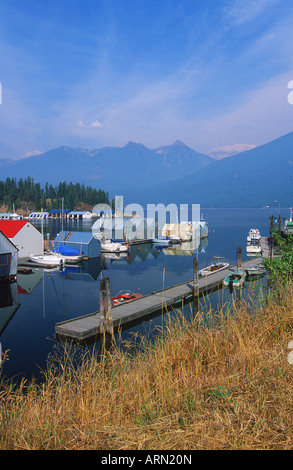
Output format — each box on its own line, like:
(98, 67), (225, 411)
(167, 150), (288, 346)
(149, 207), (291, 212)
(1, 282), (293, 450)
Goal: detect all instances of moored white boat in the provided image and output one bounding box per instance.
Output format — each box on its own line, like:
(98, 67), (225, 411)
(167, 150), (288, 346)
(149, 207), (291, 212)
(29, 253), (64, 267)
(102, 252), (128, 260)
(52, 252), (82, 263)
(199, 257), (229, 276)
(246, 237), (262, 254)
(246, 245), (262, 254)
(101, 241), (129, 253)
(51, 243), (82, 264)
(152, 236), (170, 245)
(247, 228), (261, 242)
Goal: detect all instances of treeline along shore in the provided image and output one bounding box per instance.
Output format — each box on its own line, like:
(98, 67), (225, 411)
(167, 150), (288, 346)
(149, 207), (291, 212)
(0, 177), (110, 213)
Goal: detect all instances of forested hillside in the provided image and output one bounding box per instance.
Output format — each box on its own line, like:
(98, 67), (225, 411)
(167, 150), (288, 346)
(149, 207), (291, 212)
(0, 177), (110, 213)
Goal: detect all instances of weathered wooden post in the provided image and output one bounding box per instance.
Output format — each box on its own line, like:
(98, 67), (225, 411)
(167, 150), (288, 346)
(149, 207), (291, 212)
(193, 257), (199, 315)
(99, 277), (114, 341)
(105, 277), (114, 340)
(237, 247), (242, 270)
(99, 278), (105, 336)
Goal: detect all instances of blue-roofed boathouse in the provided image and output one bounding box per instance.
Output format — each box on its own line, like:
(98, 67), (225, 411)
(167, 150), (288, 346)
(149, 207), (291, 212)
(53, 231), (101, 258)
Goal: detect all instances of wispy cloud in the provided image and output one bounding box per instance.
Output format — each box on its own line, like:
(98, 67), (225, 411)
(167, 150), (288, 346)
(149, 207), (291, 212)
(76, 120), (104, 129)
(192, 71), (293, 152)
(0, 1), (293, 158)
(225, 0), (278, 25)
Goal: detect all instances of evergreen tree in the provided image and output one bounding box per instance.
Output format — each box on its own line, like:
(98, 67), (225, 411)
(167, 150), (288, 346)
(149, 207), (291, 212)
(0, 177), (110, 212)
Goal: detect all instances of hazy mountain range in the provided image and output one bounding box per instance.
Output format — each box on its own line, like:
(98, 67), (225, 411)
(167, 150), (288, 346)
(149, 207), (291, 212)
(0, 132), (292, 208)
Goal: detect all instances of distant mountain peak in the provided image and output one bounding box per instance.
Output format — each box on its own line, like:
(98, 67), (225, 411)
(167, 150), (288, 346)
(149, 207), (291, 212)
(123, 141), (146, 149)
(172, 140), (188, 147)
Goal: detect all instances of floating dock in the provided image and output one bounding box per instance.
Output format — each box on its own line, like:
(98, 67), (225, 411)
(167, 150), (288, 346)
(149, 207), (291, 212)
(55, 241), (269, 343)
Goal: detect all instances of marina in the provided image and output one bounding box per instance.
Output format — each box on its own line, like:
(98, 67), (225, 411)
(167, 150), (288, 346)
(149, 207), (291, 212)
(0, 208), (282, 380)
(55, 247), (267, 342)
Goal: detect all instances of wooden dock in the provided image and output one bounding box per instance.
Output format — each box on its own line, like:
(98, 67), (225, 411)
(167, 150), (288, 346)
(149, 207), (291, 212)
(55, 242), (269, 343)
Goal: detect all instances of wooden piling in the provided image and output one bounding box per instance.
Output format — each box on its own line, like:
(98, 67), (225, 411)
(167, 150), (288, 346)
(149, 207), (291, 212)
(237, 247), (242, 269)
(105, 278), (114, 339)
(99, 279), (105, 336)
(99, 277), (114, 340)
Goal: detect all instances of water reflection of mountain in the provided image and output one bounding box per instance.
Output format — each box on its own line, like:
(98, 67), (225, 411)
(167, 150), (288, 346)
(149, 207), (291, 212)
(101, 242), (160, 268)
(0, 282), (20, 336)
(100, 237), (208, 269)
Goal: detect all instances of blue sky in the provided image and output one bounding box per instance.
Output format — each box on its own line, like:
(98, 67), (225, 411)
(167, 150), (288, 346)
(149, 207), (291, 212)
(0, 0), (293, 159)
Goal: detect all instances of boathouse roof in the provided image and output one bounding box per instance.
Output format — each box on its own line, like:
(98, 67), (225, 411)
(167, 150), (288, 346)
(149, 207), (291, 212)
(53, 231), (101, 258)
(68, 211), (90, 215)
(0, 220), (27, 238)
(48, 209), (72, 214)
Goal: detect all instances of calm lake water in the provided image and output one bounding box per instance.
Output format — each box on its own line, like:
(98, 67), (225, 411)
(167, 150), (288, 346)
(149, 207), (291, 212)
(0, 207), (287, 382)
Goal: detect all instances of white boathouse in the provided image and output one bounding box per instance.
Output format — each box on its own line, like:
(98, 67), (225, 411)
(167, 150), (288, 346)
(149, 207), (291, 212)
(0, 220), (43, 258)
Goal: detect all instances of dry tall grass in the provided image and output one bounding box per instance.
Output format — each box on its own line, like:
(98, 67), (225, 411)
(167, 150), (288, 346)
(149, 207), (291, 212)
(1, 282), (293, 450)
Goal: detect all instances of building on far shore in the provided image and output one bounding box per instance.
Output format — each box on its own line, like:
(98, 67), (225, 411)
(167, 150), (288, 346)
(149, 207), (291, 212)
(0, 212), (22, 220)
(48, 209), (72, 219)
(66, 211), (92, 220)
(29, 212), (49, 219)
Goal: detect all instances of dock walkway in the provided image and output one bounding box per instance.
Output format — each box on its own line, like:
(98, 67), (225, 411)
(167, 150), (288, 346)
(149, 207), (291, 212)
(55, 245), (268, 342)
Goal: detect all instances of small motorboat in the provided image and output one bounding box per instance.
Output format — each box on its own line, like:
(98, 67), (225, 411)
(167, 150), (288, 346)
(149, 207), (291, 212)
(29, 253), (64, 267)
(247, 229), (261, 242)
(246, 238), (262, 254)
(111, 290), (143, 306)
(101, 241), (129, 253)
(152, 236), (170, 245)
(199, 257), (229, 276)
(223, 269), (246, 288)
(102, 252), (128, 260)
(245, 265), (266, 277)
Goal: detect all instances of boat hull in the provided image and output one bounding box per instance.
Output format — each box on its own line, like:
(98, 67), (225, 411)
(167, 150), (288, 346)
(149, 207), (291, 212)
(199, 262), (229, 276)
(245, 265), (266, 276)
(223, 269), (246, 287)
(152, 237), (170, 245)
(111, 290), (143, 306)
(52, 253), (82, 264)
(29, 254), (63, 267)
(101, 243), (129, 253)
